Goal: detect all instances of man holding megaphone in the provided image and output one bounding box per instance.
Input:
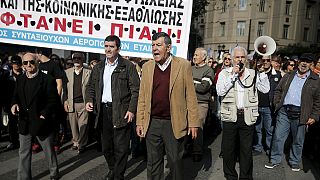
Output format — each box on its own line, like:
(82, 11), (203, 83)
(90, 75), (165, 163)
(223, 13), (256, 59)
(216, 46), (270, 180)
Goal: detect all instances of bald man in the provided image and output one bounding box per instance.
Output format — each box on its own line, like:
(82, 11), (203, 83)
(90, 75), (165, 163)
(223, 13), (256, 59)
(11, 53), (60, 180)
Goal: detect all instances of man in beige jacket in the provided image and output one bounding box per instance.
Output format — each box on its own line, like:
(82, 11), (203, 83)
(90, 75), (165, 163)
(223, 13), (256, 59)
(64, 52), (91, 153)
(136, 32), (200, 180)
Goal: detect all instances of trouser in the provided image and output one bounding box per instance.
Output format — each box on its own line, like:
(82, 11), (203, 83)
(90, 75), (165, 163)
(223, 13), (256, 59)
(222, 112), (254, 180)
(145, 118), (185, 180)
(253, 106), (274, 152)
(101, 105), (131, 180)
(18, 133), (59, 180)
(68, 102), (89, 149)
(192, 103), (208, 155)
(8, 112), (19, 145)
(270, 107), (306, 165)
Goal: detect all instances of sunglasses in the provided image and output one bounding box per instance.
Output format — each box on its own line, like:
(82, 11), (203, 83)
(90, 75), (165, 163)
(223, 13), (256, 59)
(208, 61), (213, 63)
(300, 59), (313, 63)
(224, 58), (231, 60)
(263, 59), (271, 62)
(289, 64), (295, 67)
(22, 60), (36, 65)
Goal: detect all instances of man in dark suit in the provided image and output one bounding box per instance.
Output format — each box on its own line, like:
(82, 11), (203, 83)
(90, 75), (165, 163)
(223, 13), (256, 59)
(11, 53), (59, 180)
(85, 35), (140, 180)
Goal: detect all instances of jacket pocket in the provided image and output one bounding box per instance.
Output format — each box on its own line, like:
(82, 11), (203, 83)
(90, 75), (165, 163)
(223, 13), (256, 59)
(220, 107), (232, 121)
(248, 96), (258, 103)
(250, 108), (259, 122)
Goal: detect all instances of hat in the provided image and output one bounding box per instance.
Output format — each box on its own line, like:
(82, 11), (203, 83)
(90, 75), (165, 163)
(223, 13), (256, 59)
(300, 53), (315, 62)
(11, 55), (22, 64)
(290, 55), (299, 61)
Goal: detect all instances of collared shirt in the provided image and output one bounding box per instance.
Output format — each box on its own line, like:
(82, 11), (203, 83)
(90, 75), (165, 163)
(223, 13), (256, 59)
(216, 67), (269, 109)
(26, 69), (39, 79)
(74, 67), (83, 75)
(283, 70), (310, 107)
(101, 57), (118, 103)
(156, 55), (172, 71)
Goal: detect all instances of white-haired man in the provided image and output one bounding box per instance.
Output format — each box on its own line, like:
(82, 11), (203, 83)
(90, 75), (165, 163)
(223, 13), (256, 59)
(216, 46), (270, 180)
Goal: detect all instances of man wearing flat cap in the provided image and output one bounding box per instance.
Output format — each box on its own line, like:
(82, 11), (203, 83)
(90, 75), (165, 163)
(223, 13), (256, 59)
(265, 53), (320, 172)
(64, 52), (91, 153)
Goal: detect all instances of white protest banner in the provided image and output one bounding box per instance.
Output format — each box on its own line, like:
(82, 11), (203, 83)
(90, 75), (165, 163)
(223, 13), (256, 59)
(0, 0), (193, 58)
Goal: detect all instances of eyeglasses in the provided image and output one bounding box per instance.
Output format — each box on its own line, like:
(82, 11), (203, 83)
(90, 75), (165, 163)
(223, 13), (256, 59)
(22, 60), (36, 65)
(263, 59), (271, 62)
(299, 59), (313, 63)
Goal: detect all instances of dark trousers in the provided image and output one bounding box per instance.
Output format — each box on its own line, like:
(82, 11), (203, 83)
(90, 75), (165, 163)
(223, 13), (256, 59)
(101, 105), (131, 180)
(145, 118), (184, 180)
(8, 112), (19, 145)
(18, 133), (59, 180)
(222, 113), (254, 180)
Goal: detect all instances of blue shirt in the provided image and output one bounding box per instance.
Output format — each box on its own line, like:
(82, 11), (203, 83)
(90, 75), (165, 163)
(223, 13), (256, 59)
(283, 71), (310, 107)
(101, 57), (118, 103)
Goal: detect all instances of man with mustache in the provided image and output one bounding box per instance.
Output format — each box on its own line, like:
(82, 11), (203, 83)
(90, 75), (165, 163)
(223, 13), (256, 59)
(265, 53), (320, 172)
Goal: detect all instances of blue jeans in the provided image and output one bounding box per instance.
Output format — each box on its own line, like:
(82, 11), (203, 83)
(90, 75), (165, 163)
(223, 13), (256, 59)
(270, 107), (306, 165)
(253, 107), (274, 152)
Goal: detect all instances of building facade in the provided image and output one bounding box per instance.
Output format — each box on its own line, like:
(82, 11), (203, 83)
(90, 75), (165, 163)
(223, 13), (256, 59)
(200, 0), (320, 56)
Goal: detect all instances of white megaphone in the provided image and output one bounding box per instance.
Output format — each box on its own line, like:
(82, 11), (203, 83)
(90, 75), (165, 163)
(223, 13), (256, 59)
(254, 36), (276, 56)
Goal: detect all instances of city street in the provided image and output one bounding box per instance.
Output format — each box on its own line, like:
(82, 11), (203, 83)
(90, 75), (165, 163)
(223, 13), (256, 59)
(0, 132), (319, 180)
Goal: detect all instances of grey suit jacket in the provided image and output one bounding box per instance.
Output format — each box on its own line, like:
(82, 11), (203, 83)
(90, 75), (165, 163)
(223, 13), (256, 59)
(64, 67), (91, 112)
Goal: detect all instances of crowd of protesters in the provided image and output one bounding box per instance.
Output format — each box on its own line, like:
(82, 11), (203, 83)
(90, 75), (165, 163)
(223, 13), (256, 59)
(0, 33), (320, 180)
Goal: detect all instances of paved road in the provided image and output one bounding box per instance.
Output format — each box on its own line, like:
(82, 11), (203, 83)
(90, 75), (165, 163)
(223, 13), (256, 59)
(1, 132), (319, 180)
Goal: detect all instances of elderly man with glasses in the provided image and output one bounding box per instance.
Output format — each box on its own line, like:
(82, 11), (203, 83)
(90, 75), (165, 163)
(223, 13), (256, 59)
(253, 55), (282, 156)
(11, 53), (60, 180)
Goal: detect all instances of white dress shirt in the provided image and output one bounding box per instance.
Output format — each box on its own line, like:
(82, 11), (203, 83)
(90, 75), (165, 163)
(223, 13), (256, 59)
(156, 55), (172, 71)
(101, 57), (118, 103)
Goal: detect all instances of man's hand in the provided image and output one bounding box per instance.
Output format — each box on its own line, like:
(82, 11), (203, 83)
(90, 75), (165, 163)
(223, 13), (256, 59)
(86, 102), (94, 112)
(124, 111), (134, 123)
(136, 125), (144, 138)
(306, 118), (316, 127)
(64, 103), (69, 112)
(188, 127), (198, 139)
(11, 104), (19, 115)
(233, 65), (240, 74)
(40, 115), (45, 119)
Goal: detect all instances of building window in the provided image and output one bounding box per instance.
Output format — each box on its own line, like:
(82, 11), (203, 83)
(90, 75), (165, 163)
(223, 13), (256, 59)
(257, 22), (265, 36)
(200, 18), (204, 24)
(283, 25), (289, 39)
(303, 28), (309, 41)
(285, 1), (292, 15)
(239, 0), (247, 10)
(220, 22), (226, 36)
(306, 5), (312, 19)
(222, 0), (227, 13)
(259, 0), (265, 12)
(237, 21), (246, 36)
(317, 29), (320, 42)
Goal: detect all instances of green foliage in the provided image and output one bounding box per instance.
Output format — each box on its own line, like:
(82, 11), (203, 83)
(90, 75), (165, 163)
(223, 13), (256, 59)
(192, 0), (210, 20)
(277, 44), (320, 57)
